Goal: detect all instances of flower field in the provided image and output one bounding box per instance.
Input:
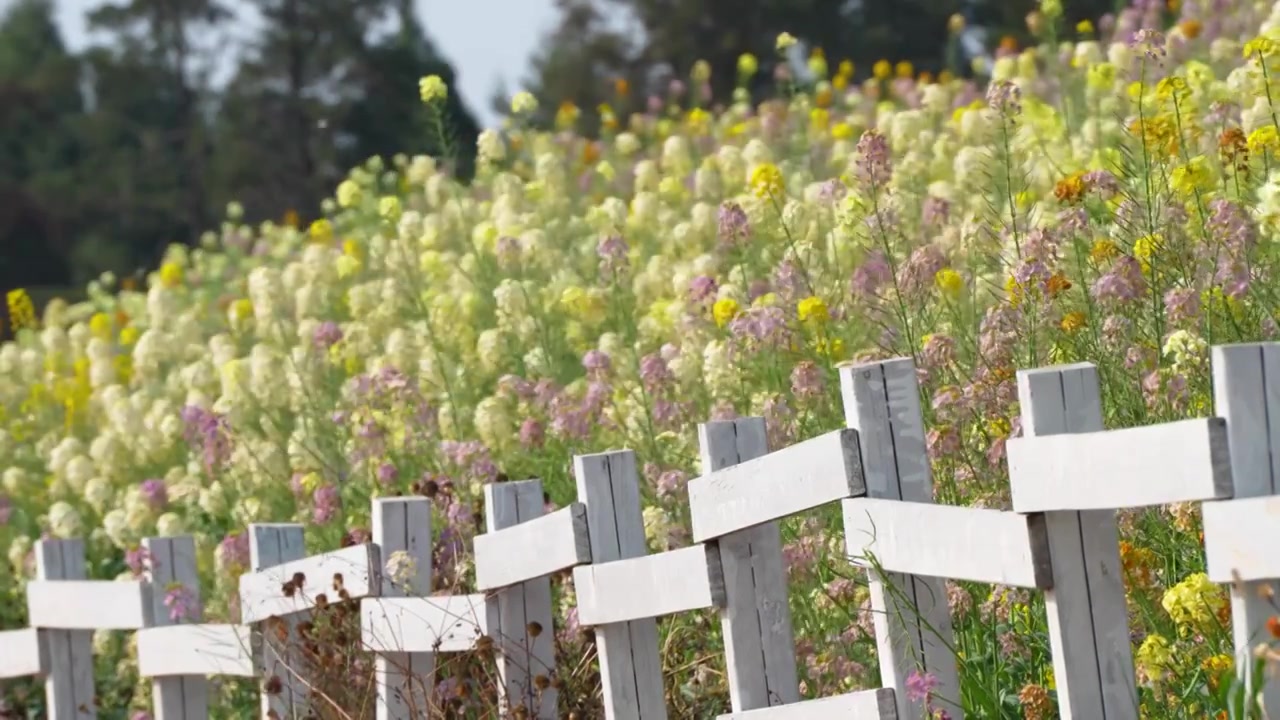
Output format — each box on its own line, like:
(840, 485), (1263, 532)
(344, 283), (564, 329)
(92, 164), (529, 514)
(8, 1), (1280, 717)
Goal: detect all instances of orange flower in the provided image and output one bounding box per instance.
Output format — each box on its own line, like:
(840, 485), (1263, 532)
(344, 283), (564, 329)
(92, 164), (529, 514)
(1267, 615), (1280, 639)
(1046, 272), (1073, 298)
(1179, 19), (1202, 39)
(1054, 173), (1086, 204)
(614, 77), (630, 97)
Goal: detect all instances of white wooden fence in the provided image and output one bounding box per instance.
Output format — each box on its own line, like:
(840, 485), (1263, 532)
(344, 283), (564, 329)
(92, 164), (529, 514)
(3, 344), (1280, 719)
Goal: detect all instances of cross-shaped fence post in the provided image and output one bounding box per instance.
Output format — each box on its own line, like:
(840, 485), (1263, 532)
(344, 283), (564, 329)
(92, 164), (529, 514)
(697, 417), (798, 711)
(839, 357), (961, 720)
(1007, 369), (1234, 718)
(478, 479), (564, 718)
(1202, 342), (1280, 713)
(572, 449), (667, 719)
(34, 538), (97, 718)
(371, 497), (434, 719)
(1014, 363), (1138, 719)
(247, 524), (308, 718)
(142, 535), (209, 718)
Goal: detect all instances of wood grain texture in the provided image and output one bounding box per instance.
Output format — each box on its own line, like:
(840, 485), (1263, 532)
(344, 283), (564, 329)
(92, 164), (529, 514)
(688, 428), (864, 542)
(844, 498), (1053, 588)
(362, 595), (496, 653)
(136, 624), (256, 678)
(474, 502), (591, 591)
(1017, 363), (1139, 720)
(574, 450), (666, 719)
(238, 542), (381, 624)
(26, 580), (151, 630)
(573, 544), (726, 625)
(1007, 417), (1233, 512)
(839, 358), (962, 720)
(1211, 343), (1280, 714)
(371, 497), (435, 720)
(715, 688), (898, 719)
(143, 535), (209, 720)
(483, 480), (559, 718)
(35, 539), (95, 720)
(0, 628), (46, 679)
(698, 417), (799, 711)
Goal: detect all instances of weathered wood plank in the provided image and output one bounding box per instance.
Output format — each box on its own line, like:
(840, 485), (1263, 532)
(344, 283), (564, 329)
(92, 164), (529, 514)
(0, 628), (46, 679)
(688, 428), (864, 542)
(371, 497), (435, 720)
(715, 688), (898, 719)
(839, 358), (962, 720)
(144, 535), (209, 720)
(136, 625), (256, 678)
(574, 450), (666, 720)
(1006, 417), (1233, 512)
(844, 498), (1052, 588)
(574, 544), (726, 626)
(35, 539), (95, 720)
(249, 524), (309, 719)
(483, 480), (560, 719)
(239, 542), (381, 624)
(1211, 343), (1280, 712)
(1017, 362), (1138, 720)
(1203, 496), (1280, 582)
(698, 417), (798, 711)
(362, 595), (496, 653)
(26, 580), (151, 630)
(474, 502), (591, 591)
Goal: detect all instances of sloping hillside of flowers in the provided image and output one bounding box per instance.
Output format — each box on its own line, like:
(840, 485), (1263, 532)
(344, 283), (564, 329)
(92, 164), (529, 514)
(5, 2), (1280, 716)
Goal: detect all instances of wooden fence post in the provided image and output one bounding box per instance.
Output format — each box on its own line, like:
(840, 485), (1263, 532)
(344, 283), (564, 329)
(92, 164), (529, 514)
(1210, 342), (1280, 714)
(697, 417), (798, 711)
(573, 450), (666, 720)
(248, 524), (308, 719)
(839, 358), (962, 720)
(142, 535), (208, 719)
(484, 480), (559, 718)
(35, 538), (96, 719)
(1015, 363), (1138, 720)
(371, 497), (434, 719)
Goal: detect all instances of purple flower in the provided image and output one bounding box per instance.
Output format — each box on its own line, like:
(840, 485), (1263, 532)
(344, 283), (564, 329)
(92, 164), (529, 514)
(597, 235), (629, 274)
(163, 583), (201, 622)
(639, 354), (672, 392)
(906, 669), (939, 702)
(313, 485), (341, 525)
(180, 405), (233, 474)
(125, 546), (153, 577)
(376, 462), (398, 486)
(790, 361), (825, 399)
(218, 532), (250, 572)
(717, 202), (750, 246)
(851, 251), (893, 299)
(582, 349), (612, 376)
(1164, 288), (1200, 326)
(1091, 257), (1146, 306)
(688, 275), (718, 304)
(854, 131), (892, 185)
(0, 496), (11, 526)
(985, 80), (1023, 116)
(312, 321), (343, 349)
(656, 470), (687, 498)
(519, 417), (545, 448)
(139, 479), (168, 510)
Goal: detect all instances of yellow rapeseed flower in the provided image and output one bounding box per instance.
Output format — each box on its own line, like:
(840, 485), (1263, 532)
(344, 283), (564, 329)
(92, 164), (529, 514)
(1133, 233), (1163, 268)
(119, 326), (140, 346)
(831, 122), (855, 140)
(873, 60), (892, 80)
(1248, 126), (1280, 155)
(378, 196), (402, 222)
(749, 163), (785, 199)
(418, 74), (448, 104)
(1244, 36), (1280, 62)
(895, 61), (913, 79)
(1170, 157), (1214, 195)
(776, 32), (797, 52)
(737, 53), (758, 78)
(713, 298), (741, 328)
(1162, 572), (1228, 635)
(6, 289), (36, 332)
(159, 261), (183, 288)
(1090, 239), (1120, 263)
(89, 313), (112, 340)
(230, 299), (253, 323)
(1137, 635), (1174, 683)
(336, 179), (362, 209)
(797, 296), (828, 325)
(934, 268), (964, 297)
(1087, 63), (1116, 89)
(309, 218), (334, 243)
(1077, 19), (1094, 34)
(1060, 311), (1087, 334)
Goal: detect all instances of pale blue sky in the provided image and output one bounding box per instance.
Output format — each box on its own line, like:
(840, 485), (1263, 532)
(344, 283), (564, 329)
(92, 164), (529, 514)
(0, 0), (562, 127)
